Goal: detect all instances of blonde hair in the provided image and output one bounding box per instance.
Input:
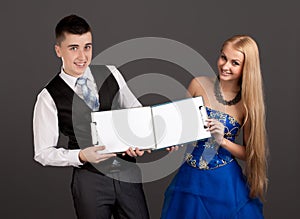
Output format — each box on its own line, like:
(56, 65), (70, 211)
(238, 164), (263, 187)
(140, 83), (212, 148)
(223, 35), (268, 200)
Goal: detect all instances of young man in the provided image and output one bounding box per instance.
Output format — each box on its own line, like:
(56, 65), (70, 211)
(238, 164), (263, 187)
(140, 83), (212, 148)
(33, 14), (149, 219)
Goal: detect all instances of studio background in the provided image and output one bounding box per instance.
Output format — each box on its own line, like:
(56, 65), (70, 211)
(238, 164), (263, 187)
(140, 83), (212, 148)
(1, 1), (299, 218)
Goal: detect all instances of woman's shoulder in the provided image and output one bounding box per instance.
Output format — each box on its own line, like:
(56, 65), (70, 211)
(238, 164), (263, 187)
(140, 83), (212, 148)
(193, 75), (213, 81)
(189, 76), (214, 90)
(189, 76), (213, 86)
(188, 76), (214, 97)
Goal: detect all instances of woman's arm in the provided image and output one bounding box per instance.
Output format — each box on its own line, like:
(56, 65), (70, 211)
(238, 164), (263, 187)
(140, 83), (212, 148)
(208, 118), (248, 161)
(220, 138), (246, 161)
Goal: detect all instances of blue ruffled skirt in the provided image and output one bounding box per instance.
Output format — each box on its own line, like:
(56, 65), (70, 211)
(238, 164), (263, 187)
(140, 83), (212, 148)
(161, 160), (263, 219)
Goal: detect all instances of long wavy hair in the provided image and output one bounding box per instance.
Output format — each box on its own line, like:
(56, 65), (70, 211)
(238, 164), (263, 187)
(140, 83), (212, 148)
(222, 35), (268, 200)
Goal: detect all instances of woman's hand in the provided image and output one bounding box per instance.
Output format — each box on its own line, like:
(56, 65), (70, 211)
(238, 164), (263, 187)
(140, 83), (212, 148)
(206, 119), (225, 145)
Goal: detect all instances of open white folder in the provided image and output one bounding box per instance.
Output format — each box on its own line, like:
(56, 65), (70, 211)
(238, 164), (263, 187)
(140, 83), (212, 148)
(90, 96), (211, 153)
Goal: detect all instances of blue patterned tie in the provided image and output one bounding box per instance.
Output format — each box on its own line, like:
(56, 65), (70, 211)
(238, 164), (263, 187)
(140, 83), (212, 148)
(76, 77), (99, 111)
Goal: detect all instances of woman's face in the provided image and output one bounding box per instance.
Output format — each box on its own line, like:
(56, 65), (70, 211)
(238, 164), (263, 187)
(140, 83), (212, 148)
(217, 43), (244, 83)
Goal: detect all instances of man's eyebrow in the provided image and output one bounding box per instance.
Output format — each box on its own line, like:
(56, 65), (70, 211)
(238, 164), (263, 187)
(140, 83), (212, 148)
(85, 43), (92, 46)
(67, 44), (79, 48)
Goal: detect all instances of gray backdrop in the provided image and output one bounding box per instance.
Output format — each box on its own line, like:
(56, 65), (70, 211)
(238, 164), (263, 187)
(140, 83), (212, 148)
(1, 0), (299, 218)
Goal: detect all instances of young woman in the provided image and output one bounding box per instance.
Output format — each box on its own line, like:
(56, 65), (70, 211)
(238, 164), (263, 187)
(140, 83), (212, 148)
(161, 35), (268, 218)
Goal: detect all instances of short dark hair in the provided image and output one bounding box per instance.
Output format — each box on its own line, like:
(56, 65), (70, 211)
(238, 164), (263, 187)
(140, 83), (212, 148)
(55, 14), (91, 45)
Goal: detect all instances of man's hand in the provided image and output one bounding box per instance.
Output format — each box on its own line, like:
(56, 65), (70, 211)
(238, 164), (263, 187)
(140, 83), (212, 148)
(79, 146), (116, 163)
(166, 146), (179, 152)
(122, 147), (152, 157)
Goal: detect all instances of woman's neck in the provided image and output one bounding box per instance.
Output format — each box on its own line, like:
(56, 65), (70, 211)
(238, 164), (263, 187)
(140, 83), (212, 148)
(219, 79), (240, 93)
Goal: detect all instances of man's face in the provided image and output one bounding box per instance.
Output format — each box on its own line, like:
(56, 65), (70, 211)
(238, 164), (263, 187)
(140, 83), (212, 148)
(55, 32), (92, 77)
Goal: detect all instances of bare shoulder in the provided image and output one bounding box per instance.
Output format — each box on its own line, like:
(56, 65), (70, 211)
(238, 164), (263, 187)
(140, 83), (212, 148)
(189, 76), (211, 88)
(188, 76), (212, 97)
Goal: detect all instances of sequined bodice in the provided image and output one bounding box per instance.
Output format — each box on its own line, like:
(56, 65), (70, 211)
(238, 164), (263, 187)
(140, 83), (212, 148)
(186, 107), (241, 170)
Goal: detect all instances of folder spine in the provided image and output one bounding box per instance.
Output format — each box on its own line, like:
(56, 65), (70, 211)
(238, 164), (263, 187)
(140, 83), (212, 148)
(150, 107), (157, 149)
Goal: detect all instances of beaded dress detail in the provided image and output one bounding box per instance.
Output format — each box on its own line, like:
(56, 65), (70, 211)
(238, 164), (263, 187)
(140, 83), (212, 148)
(185, 107), (240, 170)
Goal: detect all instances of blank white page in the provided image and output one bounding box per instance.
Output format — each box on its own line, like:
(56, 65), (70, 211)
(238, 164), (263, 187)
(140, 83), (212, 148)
(91, 107), (155, 153)
(151, 96), (211, 149)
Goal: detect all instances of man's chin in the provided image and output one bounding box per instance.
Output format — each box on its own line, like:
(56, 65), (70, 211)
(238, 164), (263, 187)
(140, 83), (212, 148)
(74, 68), (87, 76)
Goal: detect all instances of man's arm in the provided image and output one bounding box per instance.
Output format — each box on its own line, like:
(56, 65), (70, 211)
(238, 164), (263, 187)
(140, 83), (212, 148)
(33, 88), (83, 166)
(106, 65), (142, 109)
(107, 65), (156, 156)
(33, 88), (116, 166)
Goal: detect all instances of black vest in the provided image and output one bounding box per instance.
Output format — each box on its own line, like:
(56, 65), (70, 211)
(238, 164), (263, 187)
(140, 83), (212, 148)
(46, 65), (135, 173)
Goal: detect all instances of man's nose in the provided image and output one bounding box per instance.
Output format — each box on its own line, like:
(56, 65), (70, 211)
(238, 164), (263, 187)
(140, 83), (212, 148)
(77, 49), (85, 59)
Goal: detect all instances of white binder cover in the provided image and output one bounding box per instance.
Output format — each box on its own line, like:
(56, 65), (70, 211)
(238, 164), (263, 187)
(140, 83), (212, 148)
(91, 96), (210, 153)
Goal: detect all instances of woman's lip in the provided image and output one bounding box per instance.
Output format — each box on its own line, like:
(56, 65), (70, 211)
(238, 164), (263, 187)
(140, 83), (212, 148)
(220, 70), (232, 75)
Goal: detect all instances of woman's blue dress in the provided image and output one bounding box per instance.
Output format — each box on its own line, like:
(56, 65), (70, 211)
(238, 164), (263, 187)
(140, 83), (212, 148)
(161, 108), (263, 219)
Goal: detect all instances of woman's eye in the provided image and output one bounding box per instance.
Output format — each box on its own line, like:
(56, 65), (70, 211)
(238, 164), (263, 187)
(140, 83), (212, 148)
(220, 55), (226, 60)
(232, 61), (240, 66)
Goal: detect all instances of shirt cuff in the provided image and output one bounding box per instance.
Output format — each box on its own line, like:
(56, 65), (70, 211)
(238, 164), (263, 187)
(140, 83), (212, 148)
(68, 149), (85, 167)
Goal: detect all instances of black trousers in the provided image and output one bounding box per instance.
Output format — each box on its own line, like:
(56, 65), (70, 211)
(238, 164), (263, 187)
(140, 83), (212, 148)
(71, 167), (150, 219)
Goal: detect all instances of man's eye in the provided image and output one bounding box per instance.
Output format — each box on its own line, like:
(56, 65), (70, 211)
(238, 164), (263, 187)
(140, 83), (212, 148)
(220, 55), (226, 60)
(70, 47), (77, 51)
(85, 45), (92, 50)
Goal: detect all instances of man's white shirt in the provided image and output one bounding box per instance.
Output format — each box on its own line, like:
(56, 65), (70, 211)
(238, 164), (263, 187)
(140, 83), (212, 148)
(33, 65), (142, 167)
